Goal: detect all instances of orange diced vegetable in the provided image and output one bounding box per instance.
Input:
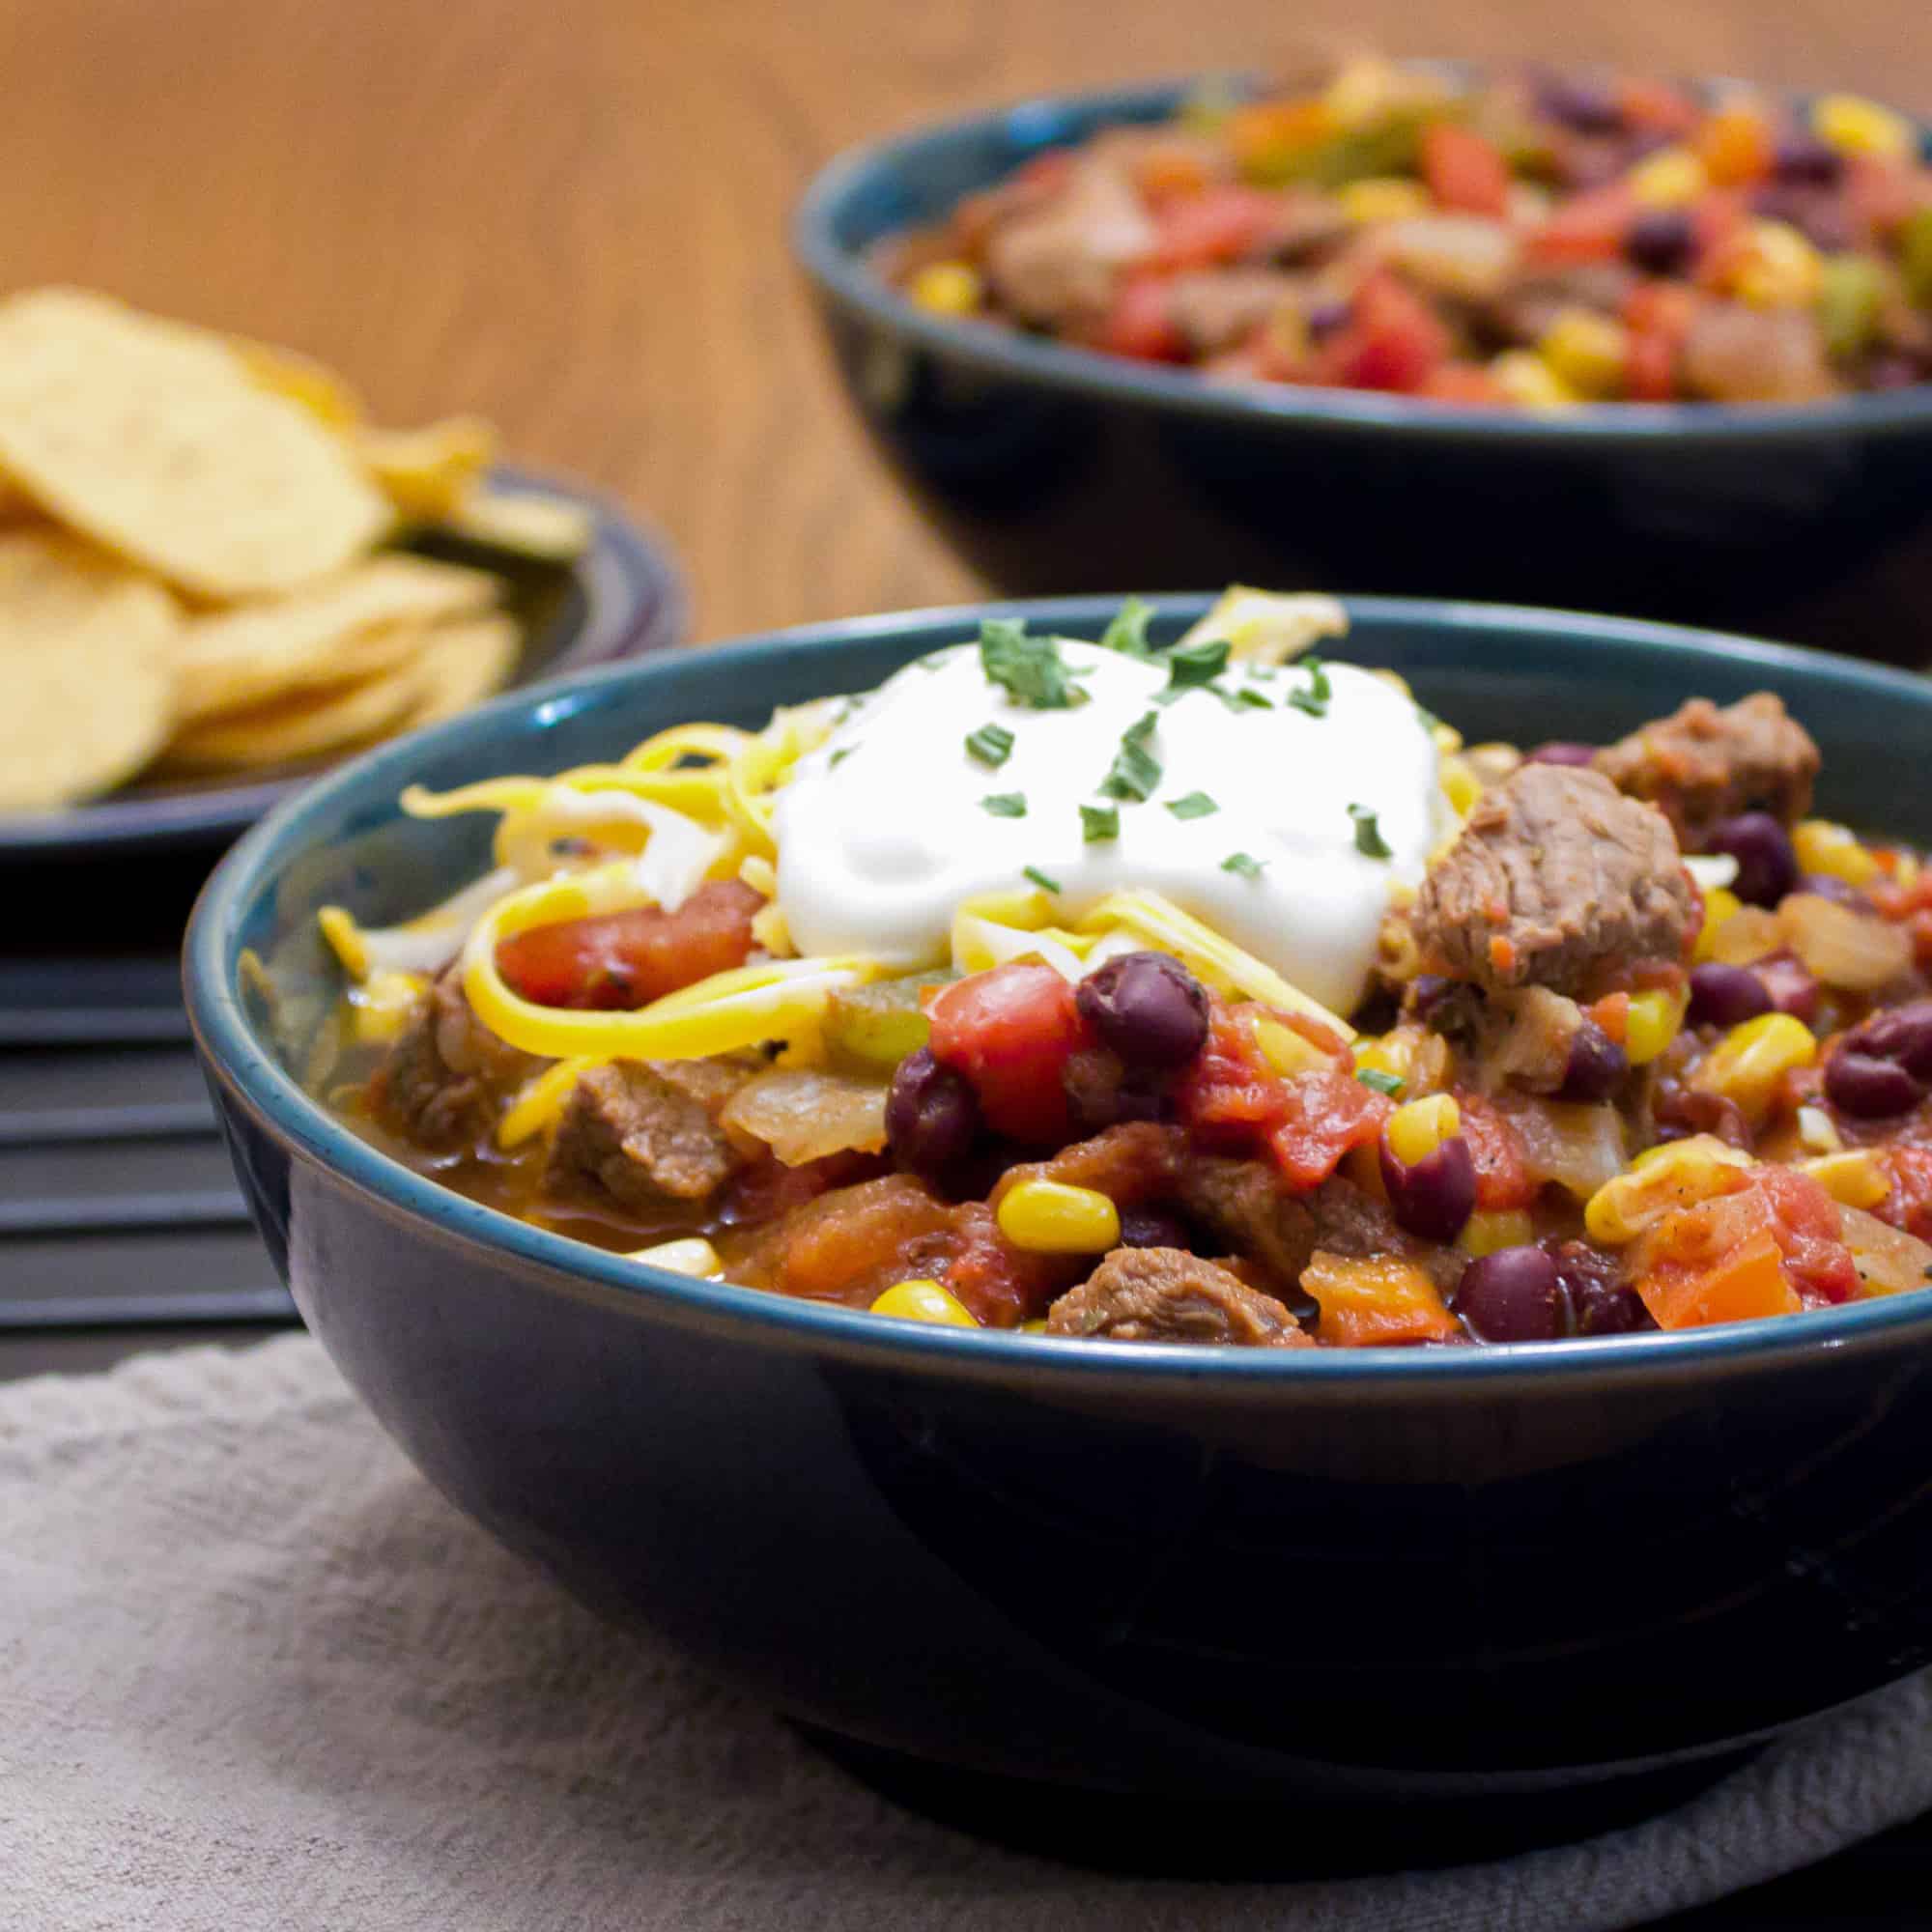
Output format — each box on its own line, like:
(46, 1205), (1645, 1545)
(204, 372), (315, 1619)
(1302, 1250), (1461, 1346)
(1696, 103), (1775, 186)
(1637, 1226), (1800, 1329)
(1420, 122), (1512, 216)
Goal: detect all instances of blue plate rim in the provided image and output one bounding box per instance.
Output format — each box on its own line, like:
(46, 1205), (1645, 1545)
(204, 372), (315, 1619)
(0, 464), (688, 862)
(186, 591), (1932, 1391)
(794, 70), (1932, 449)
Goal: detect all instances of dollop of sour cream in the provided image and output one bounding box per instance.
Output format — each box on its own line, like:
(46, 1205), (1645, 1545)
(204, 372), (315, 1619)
(774, 639), (1450, 1012)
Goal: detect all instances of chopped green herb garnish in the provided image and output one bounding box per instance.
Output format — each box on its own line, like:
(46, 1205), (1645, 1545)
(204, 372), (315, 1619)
(1023, 865), (1063, 895)
(1080, 803), (1120, 842)
(1097, 596), (1157, 660)
(828, 747), (854, 769)
(1166, 790), (1219, 819)
(1349, 803), (1393, 859)
(980, 791), (1027, 818)
(964, 722), (1014, 768)
(1099, 710), (1163, 803)
(1234, 685), (1273, 710)
(980, 619), (1087, 709)
(1164, 636), (1231, 691)
(1288, 655), (1331, 719)
(1356, 1066), (1405, 1096)
(1221, 851), (1266, 879)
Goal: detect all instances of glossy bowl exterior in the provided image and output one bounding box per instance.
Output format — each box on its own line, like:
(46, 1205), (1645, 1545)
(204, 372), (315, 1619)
(188, 598), (1932, 1825)
(796, 82), (1932, 663)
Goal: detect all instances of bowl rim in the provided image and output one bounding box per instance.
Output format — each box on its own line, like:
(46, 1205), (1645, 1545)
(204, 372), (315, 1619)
(793, 70), (1932, 449)
(186, 592), (1932, 1390)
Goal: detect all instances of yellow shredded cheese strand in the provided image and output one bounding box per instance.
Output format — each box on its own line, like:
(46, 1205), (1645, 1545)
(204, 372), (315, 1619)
(621, 724), (756, 772)
(318, 905), (370, 980)
(1075, 890), (1355, 1040)
(497, 1056), (603, 1148)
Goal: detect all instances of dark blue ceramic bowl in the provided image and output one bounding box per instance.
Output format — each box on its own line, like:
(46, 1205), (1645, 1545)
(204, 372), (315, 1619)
(187, 598), (1932, 1861)
(796, 79), (1932, 663)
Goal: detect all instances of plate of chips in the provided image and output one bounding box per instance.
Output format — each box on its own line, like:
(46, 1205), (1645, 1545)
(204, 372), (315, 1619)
(0, 288), (684, 862)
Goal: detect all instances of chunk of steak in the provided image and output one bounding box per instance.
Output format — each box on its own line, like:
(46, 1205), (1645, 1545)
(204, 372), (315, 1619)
(1178, 1154), (1319, 1281)
(1409, 764), (1696, 998)
(980, 156), (1156, 329)
(1047, 1247), (1312, 1346)
(994, 1122), (1185, 1211)
(368, 965), (538, 1151)
(544, 1059), (750, 1214)
(1592, 692), (1820, 842)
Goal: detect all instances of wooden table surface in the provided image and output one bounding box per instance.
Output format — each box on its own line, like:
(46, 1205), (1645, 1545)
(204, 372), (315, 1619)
(2, 1), (1928, 1922)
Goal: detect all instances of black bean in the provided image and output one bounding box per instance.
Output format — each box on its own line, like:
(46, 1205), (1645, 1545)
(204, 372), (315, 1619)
(1825, 1050), (1922, 1120)
(1535, 72), (1626, 135)
(1076, 952), (1209, 1071)
(1117, 1207), (1196, 1251)
(1854, 1001), (1932, 1081)
(1380, 1135), (1477, 1242)
(1457, 1245), (1570, 1342)
(885, 1048), (980, 1178)
(1687, 961), (1774, 1030)
(1626, 208), (1696, 275)
(1772, 134), (1845, 185)
(1704, 812), (1799, 907)
(1557, 1020), (1630, 1102)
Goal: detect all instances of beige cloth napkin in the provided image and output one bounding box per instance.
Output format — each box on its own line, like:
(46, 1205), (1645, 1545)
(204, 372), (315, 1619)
(4, 1334), (1929, 1932)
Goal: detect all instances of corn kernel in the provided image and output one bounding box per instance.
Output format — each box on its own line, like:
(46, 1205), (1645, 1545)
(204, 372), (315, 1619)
(869, 1279), (980, 1325)
(1629, 146), (1710, 208)
(1625, 986), (1690, 1066)
(1690, 1010), (1818, 1122)
(1538, 308), (1629, 399)
(908, 261), (984, 318)
(1325, 57), (1406, 128)
(629, 1237), (723, 1278)
(1460, 1208), (1535, 1257)
(1733, 220), (1824, 308)
(1797, 1104), (1844, 1154)
(1585, 1135), (1755, 1244)
(1386, 1093), (1461, 1168)
(997, 1179), (1122, 1254)
(1338, 176), (1431, 224)
(1792, 819), (1883, 887)
(1353, 1032), (1411, 1085)
(1254, 1015), (1333, 1077)
(347, 969), (428, 1044)
(1694, 887), (1746, 963)
(1490, 348), (1581, 412)
(1439, 755), (1483, 817)
(1811, 93), (1917, 160)
(1800, 1151), (1891, 1210)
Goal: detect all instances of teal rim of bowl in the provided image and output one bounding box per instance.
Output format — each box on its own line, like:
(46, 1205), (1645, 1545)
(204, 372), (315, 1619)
(186, 593), (1932, 1388)
(794, 71), (1932, 448)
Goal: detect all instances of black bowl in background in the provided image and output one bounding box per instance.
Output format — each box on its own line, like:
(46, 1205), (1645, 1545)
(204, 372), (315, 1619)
(796, 78), (1932, 663)
(186, 597), (1932, 1863)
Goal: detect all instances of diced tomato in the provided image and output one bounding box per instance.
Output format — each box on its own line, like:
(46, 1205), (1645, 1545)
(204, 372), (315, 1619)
(941, 1201), (1074, 1326)
(1178, 1008), (1288, 1143)
(1633, 1165), (1858, 1329)
(926, 962), (1092, 1145)
(1143, 185), (1282, 270)
(1525, 184), (1634, 264)
(1094, 272), (1187, 362)
(1877, 1146), (1932, 1242)
(1268, 1067), (1392, 1189)
(495, 879), (761, 1010)
(1313, 270), (1451, 394)
(1420, 361), (1510, 405)
(1690, 189), (1748, 286)
(1846, 155), (1923, 241)
(1619, 79), (1701, 136)
(1457, 1092), (1536, 1210)
(1624, 279), (1699, 339)
(1420, 122), (1512, 217)
(1621, 280), (1697, 401)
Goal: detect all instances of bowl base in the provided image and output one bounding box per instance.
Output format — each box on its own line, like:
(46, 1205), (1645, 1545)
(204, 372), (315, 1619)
(796, 1725), (1761, 1876)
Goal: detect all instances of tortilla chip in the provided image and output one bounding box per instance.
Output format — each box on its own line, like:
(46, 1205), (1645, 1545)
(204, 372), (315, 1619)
(443, 484), (594, 561)
(160, 658), (426, 770)
(0, 529), (180, 810)
(0, 288), (391, 598)
(172, 553), (498, 723)
(228, 336), (366, 434)
(359, 416), (498, 520)
(399, 612), (522, 726)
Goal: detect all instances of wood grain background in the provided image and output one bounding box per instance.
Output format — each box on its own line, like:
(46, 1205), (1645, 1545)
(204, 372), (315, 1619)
(0, 0), (1920, 641)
